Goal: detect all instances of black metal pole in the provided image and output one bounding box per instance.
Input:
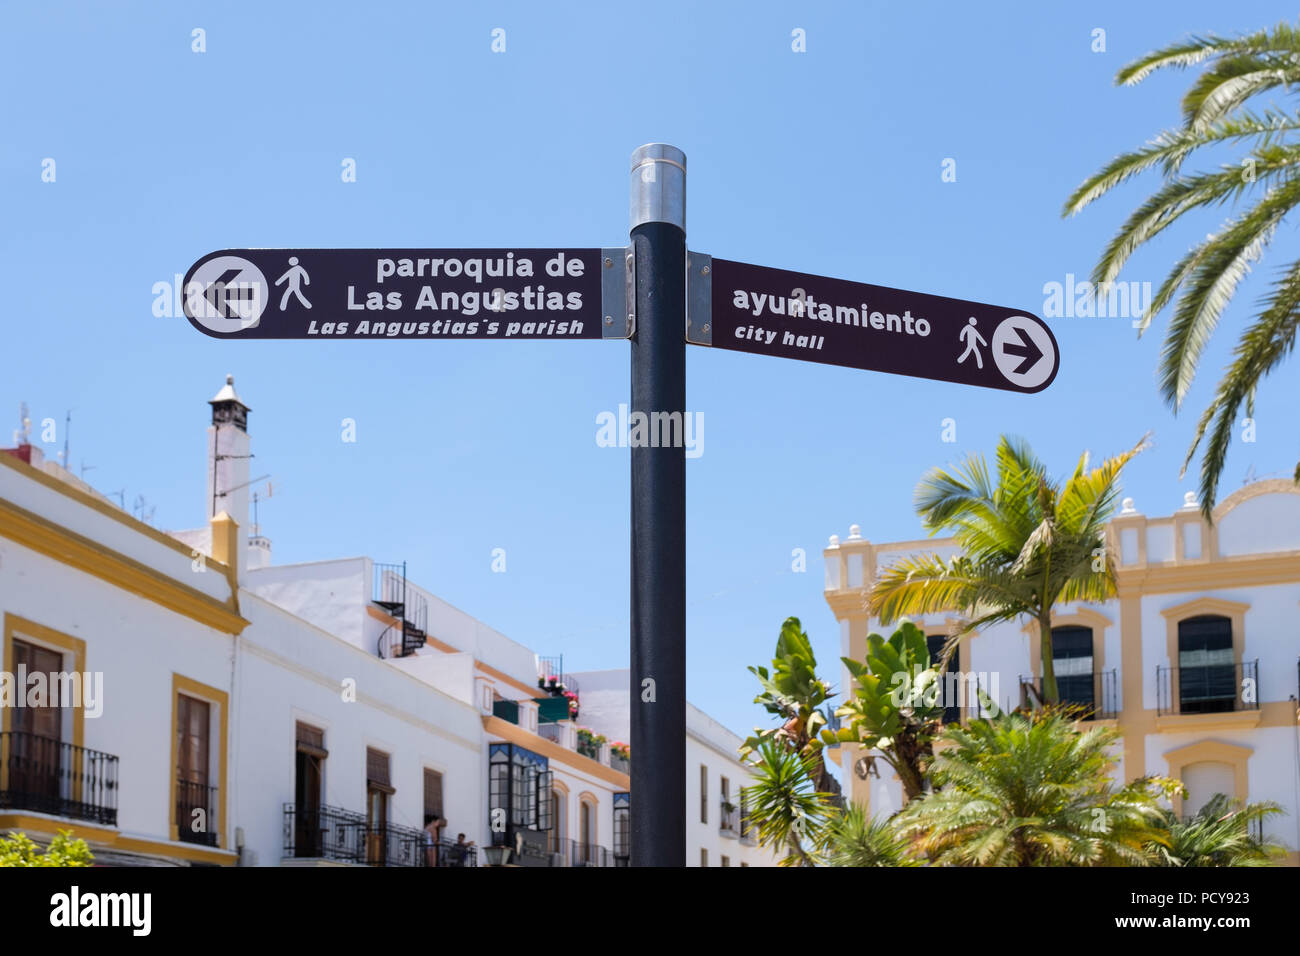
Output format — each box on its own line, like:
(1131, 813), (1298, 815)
(629, 144), (687, 867)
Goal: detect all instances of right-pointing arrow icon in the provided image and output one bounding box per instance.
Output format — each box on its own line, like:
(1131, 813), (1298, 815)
(991, 315), (1056, 390)
(999, 326), (1043, 375)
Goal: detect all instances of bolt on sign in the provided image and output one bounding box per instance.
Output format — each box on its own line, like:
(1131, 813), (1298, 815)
(182, 248), (634, 340)
(686, 253), (1059, 393)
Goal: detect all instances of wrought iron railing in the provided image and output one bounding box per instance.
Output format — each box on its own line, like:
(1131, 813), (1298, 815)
(281, 804), (476, 866)
(537, 656), (579, 696)
(0, 731), (118, 826)
(739, 812), (756, 846)
(283, 803), (367, 861)
(719, 800), (738, 834)
(1017, 669), (1118, 720)
(1157, 660), (1259, 716)
(567, 837), (612, 867)
(176, 778), (219, 846)
(373, 562), (428, 655)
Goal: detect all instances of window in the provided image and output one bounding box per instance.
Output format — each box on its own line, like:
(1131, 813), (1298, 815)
(721, 855), (730, 867)
(579, 800), (593, 862)
(365, 747), (393, 865)
(700, 764), (708, 823)
(176, 694), (214, 846)
(293, 722), (327, 857)
(170, 675), (227, 849)
(550, 788), (567, 852)
(423, 767), (443, 821)
(741, 862), (749, 868)
(700, 847), (707, 867)
(487, 743), (552, 847)
(1182, 761), (1236, 818)
(926, 633), (961, 723)
(8, 640), (65, 808)
(1050, 626), (1094, 713)
(612, 792), (630, 862)
(720, 776), (733, 830)
(1178, 616), (1234, 713)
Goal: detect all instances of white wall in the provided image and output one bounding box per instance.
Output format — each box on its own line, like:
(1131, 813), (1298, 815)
(233, 593), (484, 863)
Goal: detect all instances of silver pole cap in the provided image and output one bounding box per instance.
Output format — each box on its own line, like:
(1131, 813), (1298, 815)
(629, 143), (686, 231)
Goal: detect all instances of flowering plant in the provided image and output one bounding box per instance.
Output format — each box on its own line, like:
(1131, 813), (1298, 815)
(611, 742), (630, 761)
(576, 727), (606, 746)
(564, 690), (580, 716)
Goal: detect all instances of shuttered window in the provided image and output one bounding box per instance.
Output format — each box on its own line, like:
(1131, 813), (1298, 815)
(423, 768), (444, 819)
(366, 747), (393, 793)
(296, 722), (327, 758)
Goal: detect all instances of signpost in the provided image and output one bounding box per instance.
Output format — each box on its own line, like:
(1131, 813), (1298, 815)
(182, 143), (1058, 868)
(685, 255), (1058, 392)
(182, 248), (633, 340)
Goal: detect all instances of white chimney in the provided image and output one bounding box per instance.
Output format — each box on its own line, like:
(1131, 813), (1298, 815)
(206, 375), (251, 580)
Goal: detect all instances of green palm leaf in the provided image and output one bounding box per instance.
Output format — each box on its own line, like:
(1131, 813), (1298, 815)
(1068, 20), (1300, 519)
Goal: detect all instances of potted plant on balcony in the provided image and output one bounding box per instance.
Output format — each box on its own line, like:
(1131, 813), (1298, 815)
(576, 727), (605, 759)
(564, 690), (580, 718)
(720, 800), (738, 828)
(611, 742), (630, 762)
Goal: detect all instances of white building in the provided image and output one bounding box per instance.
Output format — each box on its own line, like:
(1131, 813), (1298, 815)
(823, 486), (1300, 864)
(0, 377), (775, 867)
(572, 669), (778, 867)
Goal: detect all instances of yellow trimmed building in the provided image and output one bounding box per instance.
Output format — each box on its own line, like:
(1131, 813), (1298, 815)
(824, 483), (1300, 864)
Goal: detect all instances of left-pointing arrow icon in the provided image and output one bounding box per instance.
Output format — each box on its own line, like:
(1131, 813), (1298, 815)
(184, 255), (269, 334)
(205, 268), (257, 319)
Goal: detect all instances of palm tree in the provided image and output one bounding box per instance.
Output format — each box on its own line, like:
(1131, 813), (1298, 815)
(740, 743), (834, 867)
(894, 711), (1169, 866)
(1064, 21), (1300, 519)
(822, 804), (920, 867)
(741, 617), (840, 798)
(869, 435), (1145, 702)
(1146, 793), (1285, 866)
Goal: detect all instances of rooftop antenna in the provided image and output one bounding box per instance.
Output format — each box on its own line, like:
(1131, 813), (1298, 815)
(108, 489), (126, 509)
(250, 480), (274, 536)
(79, 460), (96, 481)
(58, 409), (72, 469)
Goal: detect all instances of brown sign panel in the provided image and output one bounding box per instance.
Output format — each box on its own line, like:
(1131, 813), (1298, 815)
(182, 248), (608, 340)
(692, 256), (1058, 393)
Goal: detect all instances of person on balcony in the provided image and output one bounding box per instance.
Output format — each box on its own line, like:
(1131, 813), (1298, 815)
(423, 814), (446, 867)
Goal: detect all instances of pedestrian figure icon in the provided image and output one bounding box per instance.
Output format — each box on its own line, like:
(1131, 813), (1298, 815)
(957, 316), (986, 368)
(275, 257), (312, 310)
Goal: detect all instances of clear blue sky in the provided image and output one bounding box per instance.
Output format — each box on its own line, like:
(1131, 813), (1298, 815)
(4, 2), (1298, 766)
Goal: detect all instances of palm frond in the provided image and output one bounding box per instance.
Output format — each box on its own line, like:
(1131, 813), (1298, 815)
(1181, 258), (1300, 518)
(1158, 168), (1300, 408)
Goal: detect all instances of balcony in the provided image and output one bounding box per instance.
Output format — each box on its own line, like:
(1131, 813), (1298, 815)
(176, 779), (219, 846)
(555, 836), (614, 867)
(1157, 660), (1259, 717)
(282, 804), (477, 867)
(0, 731), (118, 826)
(719, 800), (738, 838)
(1017, 669), (1118, 720)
